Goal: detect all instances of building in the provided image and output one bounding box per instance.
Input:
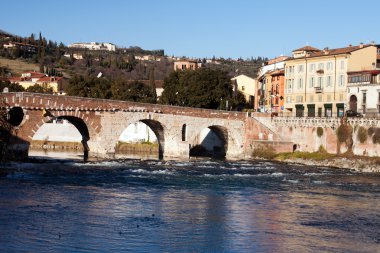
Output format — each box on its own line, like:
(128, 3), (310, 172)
(231, 74), (257, 109)
(8, 72), (63, 93)
(174, 60), (199, 71)
(284, 43), (380, 117)
(347, 70), (380, 116)
(68, 42), (116, 51)
(3, 42), (37, 53)
(256, 56), (288, 112)
(268, 69), (285, 114)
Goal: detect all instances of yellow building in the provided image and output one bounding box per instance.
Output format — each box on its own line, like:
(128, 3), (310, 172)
(284, 44), (380, 117)
(9, 72), (63, 93)
(231, 74), (257, 109)
(174, 60), (199, 71)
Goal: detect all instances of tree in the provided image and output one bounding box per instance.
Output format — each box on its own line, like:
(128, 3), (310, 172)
(38, 32), (45, 73)
(149, 68), (157, 102)
(111, 80), (155, 103)
(0, 98), (13, 161)
(26, 84), (53, 94)
(0, 80), (25, 92)
(65, 75), (91, 97)
(160, 68), (243, 110)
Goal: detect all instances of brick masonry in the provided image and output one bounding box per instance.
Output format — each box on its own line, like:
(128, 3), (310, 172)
(1, 92), (282, 160)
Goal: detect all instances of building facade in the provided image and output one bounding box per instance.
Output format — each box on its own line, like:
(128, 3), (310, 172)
(174, 60), (199, 71)
(9, 72), (63, 93)
(256, 56), (288, 112)
(284, 44), (380, 117)
(347, 70), (380, 116)
(231, 74), (257, 109)
(269, 69), (285, 114)
(68, 42), (116, 51)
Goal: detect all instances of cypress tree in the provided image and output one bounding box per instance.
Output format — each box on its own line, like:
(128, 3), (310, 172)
(149, 68), (157, 102)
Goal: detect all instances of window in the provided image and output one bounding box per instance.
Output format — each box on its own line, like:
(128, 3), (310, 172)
(286, 96), (291, 103)
(318, 76), (324, 87)
(296, 96), (303, 102)
(339, 75), (345, 86)
(298, 78), (303, 89)
(340, 60), (345, 70)
(363, 92), (367, 105)
(327, 62), (333, 70)
(182, 64), (186, 70)
(326, 76), (332, 87)
(318, 63), (324, 70)
(182, 124), (187, 141)
(310, 63), (315, 72)
(309, 77), (315, 88)
(298, 65), (304, 73)
(242, 86), (245, 91)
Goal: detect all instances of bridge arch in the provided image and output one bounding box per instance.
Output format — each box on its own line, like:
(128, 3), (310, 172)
(116, 119), (165, 159)
(190, 125), (228, 157)
(30, 114), (91, 159)
(8, 107), (24, 126)
(140, 119), (165, 159)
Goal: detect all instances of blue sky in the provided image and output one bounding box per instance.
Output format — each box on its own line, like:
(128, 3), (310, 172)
(1, 0), (379, 59)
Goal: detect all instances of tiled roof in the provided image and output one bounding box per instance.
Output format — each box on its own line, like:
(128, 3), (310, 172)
(309, 44), (372, 57)
(268, 69), (285, 76)
(288, 44), (377, 60)
(267, 56), (289, 64)
(292, 46), (320, 52)
(37, 76), (63, 82)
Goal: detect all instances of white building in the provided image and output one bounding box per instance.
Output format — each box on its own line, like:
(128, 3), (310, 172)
(68, 42), (116, 51)
(347, 70), (380, 116)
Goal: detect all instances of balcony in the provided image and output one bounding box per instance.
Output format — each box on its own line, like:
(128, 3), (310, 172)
(315, 87), (323, 93)
(316, 69), (324, 74)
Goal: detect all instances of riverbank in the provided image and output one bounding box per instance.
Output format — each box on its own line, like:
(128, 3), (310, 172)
(277, 156), (380, 173)
(252, 147), (380, 173)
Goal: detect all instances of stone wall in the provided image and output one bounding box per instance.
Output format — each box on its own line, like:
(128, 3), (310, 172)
(273, 117), (380, 156)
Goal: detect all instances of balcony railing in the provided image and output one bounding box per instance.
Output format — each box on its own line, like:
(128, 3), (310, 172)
(314, 87), (323, 93)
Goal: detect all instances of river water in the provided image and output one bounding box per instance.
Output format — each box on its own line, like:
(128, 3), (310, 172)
(1, 153), (380, 252)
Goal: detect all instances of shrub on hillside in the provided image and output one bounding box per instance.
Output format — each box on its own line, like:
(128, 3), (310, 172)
(357, 126), (368, 143)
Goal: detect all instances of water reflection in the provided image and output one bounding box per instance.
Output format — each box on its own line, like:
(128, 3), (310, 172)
(0, 159), (379, 252)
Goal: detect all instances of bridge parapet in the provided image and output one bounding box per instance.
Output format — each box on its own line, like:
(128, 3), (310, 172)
(1, 92), (247, 120)
(274, 117), (380, 128)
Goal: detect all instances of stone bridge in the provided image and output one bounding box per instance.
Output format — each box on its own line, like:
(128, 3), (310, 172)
(1, 92), (289, 160)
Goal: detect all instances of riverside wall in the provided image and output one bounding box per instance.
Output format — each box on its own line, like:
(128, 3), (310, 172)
(272, 117), (380, 156)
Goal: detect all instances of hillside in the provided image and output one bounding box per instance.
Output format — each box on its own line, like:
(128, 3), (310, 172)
(0, 57), (39, 76)
(0, 29), (267, 82)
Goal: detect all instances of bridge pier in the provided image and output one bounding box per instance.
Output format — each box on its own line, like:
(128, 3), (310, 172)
(163, 141), (190, 160)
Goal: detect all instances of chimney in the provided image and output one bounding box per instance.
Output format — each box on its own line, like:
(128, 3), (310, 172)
(323, 47), (329, 55)
(359, 42), (364, 48)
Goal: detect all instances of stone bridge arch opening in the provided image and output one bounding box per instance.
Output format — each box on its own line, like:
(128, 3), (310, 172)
(116, 119), (164, 159)
(8, 107), (24, 126)
(31, 115), (90, 160)
(190, 125), (228, 158)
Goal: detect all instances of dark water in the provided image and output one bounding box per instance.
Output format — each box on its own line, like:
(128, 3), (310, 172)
(1, 157), (380, 253)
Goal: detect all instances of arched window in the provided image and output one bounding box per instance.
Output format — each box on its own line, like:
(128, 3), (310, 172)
(182, 124), (187, 141)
